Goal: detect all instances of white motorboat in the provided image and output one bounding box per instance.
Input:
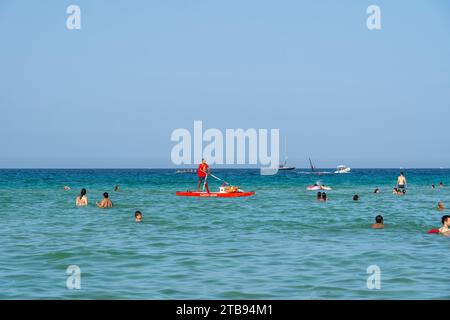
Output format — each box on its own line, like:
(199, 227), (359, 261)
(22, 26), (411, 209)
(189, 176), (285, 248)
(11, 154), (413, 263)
(334, 165), (351, 174)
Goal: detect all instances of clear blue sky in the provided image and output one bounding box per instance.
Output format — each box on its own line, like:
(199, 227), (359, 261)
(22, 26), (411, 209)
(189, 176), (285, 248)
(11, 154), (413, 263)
(1, 0), (449, 168)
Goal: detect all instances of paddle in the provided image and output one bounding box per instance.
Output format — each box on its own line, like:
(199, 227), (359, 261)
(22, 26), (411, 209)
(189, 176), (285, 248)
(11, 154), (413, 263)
(209, 173), (229, 185)
(203, 174), (208, 191)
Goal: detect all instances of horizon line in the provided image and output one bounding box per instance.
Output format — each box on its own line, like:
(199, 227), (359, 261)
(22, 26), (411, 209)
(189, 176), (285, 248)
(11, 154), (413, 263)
(0, 167), (447, 170)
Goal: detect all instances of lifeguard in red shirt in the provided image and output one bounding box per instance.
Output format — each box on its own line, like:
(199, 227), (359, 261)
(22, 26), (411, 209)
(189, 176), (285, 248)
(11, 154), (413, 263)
(197, 158), (210, 193)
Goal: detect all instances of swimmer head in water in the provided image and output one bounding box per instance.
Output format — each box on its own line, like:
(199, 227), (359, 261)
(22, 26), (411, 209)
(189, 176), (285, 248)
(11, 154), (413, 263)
(438, 202), (445, 211)
(353, 194), (359, 201)
(135, 211), (142, 222)
(372, 215), (384, 229)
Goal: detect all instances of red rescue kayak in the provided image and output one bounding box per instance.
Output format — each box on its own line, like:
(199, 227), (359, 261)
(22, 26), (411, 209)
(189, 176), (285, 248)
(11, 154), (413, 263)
(176, 191), (255, 197)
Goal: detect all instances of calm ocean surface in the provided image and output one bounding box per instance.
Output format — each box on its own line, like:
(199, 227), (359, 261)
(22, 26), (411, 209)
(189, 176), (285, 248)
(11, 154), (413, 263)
(0, 168), (449, 299)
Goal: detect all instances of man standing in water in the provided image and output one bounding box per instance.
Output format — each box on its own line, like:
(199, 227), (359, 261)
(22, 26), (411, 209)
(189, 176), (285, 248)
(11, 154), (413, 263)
(197, 158), (210, 193)
(396, 172), (407, 190)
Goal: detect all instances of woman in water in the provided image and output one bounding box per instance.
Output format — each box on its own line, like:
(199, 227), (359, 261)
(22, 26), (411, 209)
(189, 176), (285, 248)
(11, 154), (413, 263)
(316, 192), (322, 201)
(76, 188), (88, 206)
(321, 192), (327, 202)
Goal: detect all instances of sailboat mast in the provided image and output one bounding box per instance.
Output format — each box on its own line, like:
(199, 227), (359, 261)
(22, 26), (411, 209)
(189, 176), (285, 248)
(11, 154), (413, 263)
(284, 137), (287, 165)
(309, 158), (315, 172)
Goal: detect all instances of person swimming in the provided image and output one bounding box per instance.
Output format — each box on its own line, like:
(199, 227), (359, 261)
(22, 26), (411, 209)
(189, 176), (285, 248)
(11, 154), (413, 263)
(353, 194), (359, 201)
(317, 191), (322, 201)
(439, 215), (450, 236)
(396, 172), (407, 189)
(114, 185), (120, 192)
(432, 184), (436, 189)
(371, 215), (384, 229)
(135, 211), (142, 222)
(438, 202), (445, 211)
(64, 186), (71, 191)
(439, 182), (444, 187)
(321, 192), (327, 201)
(76, 188), (88, 206)
(373, 188), (380, 194)
(96, 192), (113, 208)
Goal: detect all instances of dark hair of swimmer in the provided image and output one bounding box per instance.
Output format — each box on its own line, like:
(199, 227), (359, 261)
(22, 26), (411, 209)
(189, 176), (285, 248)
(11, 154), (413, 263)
(353, 194), (359, 201)
(400, 172), (404, 175)
(103, 192), (109, 198)
(317, 191), (322, 197)
(375, 215), (383, 223)
(402, 189), (406, 194)
(135, 211), (142, 217)
(322, 192), (327, 200)
(441, 215), (450, 225)
(80, 188), (86, 198)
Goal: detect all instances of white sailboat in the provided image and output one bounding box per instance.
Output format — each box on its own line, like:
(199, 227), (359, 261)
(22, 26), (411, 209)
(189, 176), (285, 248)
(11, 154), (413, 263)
(307, 158), (331, 175)
(279, 137), (295, 170)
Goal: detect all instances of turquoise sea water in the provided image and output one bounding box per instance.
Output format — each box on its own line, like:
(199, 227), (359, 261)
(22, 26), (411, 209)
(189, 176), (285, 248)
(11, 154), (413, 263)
(0, 169), (449, 299)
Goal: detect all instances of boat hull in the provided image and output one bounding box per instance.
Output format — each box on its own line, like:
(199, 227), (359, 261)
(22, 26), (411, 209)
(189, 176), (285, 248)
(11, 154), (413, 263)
(176, 191), (255, 197)
(307, 186), (332, 191)
(278, 166), (296, 170)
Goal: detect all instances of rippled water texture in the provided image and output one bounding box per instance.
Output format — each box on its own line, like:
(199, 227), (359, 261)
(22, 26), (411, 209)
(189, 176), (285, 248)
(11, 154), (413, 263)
(0, 169), (449, 299)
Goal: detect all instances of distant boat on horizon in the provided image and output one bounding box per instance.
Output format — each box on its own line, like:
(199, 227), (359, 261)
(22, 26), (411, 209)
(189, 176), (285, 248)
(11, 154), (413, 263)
(334, 165), (351, 174)
(307, 158), (330, 175)
(278, 137), (295, 171)
(175, 169), (196, 174)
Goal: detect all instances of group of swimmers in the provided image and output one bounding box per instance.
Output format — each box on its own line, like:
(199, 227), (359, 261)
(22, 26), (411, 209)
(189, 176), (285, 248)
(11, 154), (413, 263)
(75, 188), (113, 208)
(432, 182), (445, 189)
(66, 170), (446, 230)
(316, 192), (327, 201)
(314, 171), (447, 234)
(392, 188), (406, 195)
(70, 186), (142, 222)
